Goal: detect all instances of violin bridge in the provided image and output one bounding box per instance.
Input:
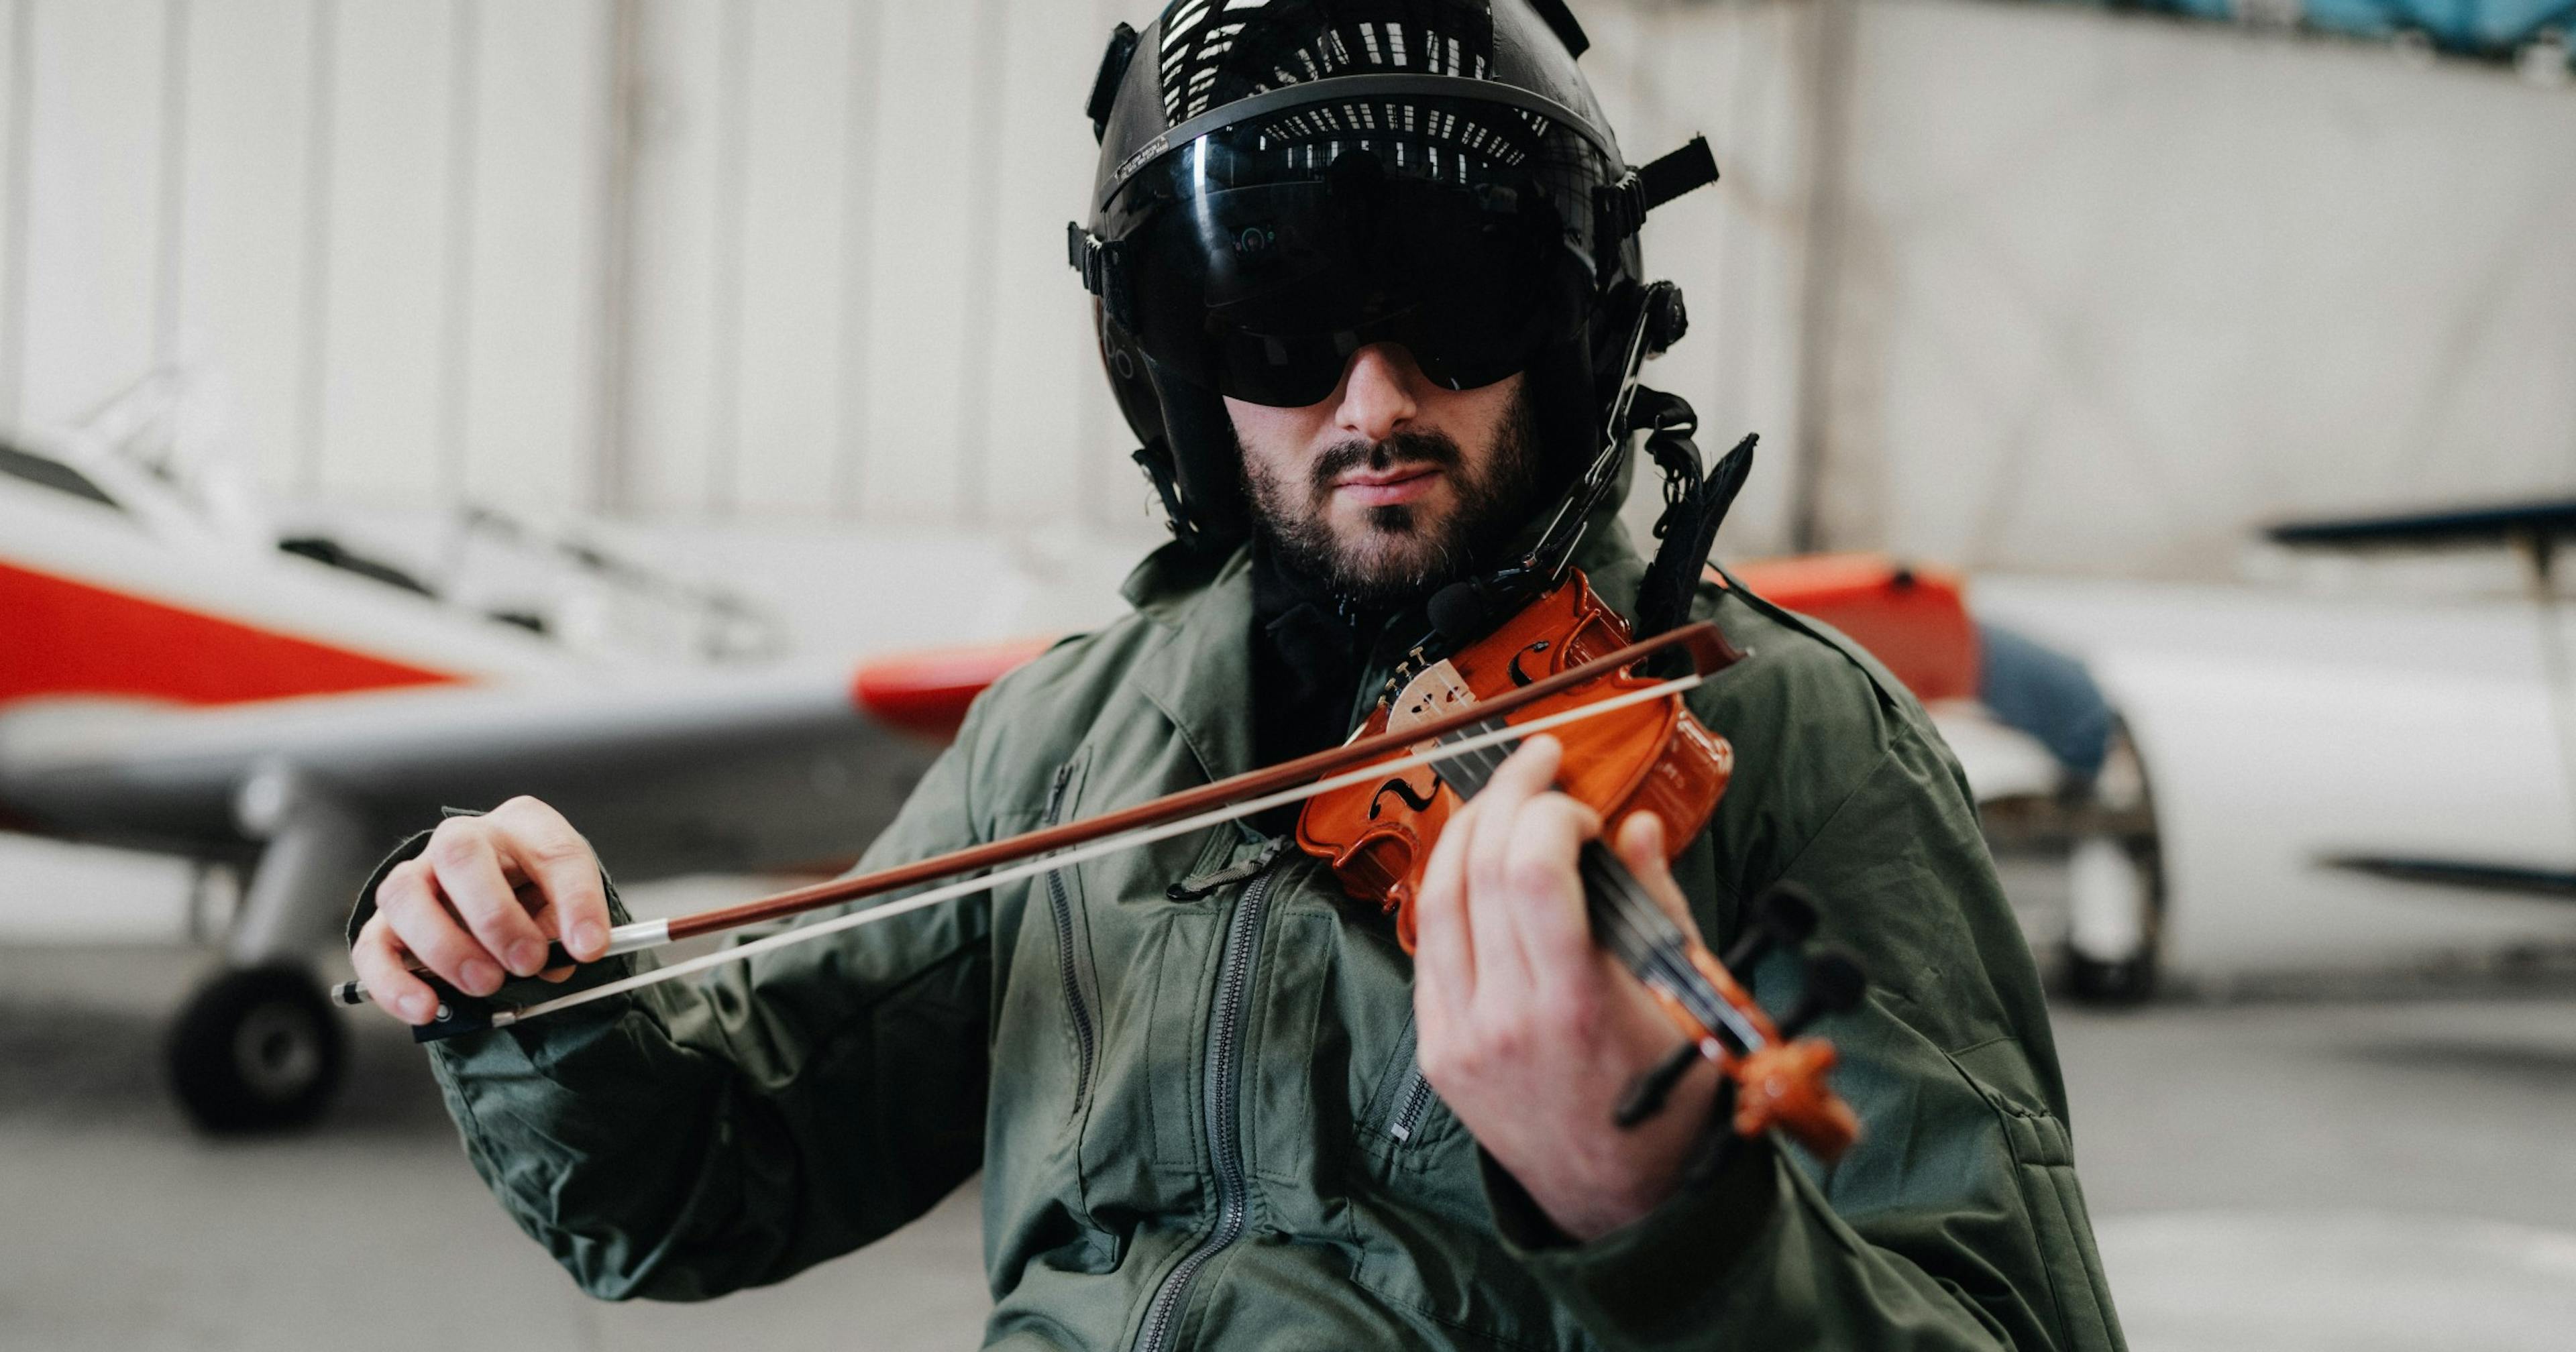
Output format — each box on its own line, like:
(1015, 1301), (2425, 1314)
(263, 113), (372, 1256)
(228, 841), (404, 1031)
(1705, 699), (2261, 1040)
(1385, 660), (1477, 737)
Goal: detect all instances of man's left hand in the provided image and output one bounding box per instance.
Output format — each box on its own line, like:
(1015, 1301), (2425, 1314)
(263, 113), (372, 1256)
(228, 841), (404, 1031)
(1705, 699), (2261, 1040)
(1409, 735), (1723, 1243)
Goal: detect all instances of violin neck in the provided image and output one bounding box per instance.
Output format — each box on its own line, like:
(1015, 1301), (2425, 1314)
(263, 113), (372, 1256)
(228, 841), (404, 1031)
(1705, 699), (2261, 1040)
(1574, 842), (1752, 1057)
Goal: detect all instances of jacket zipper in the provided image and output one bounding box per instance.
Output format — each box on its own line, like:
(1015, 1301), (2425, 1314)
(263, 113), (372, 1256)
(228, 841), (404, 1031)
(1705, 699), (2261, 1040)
(1042, 763), (1097, 1110)
(1368, 1017), (1439, 1145)
(1132, 862), (1283, 1352)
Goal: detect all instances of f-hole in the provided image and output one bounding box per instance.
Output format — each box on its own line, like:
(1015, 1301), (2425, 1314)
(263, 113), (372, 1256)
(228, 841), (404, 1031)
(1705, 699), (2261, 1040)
(1507, 639), (1553, 689)
(1368, 777), (1440, 820)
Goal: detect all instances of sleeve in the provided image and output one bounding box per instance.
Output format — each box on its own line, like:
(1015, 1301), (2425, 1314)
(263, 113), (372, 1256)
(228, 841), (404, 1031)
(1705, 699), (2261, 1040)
(364, 705), (999, 1302)
(1485, 718), (2127, 1352)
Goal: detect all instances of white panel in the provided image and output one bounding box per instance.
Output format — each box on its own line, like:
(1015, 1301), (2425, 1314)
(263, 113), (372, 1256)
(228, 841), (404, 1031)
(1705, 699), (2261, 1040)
(727, 0), (855, 515)
(312, 0), (451, 503)
(1077, 0), (1167, 537)
(1586, 0), (1813, 561)
(855, 0), (978, 521)
(459, 0), (604, 511)
(0, 0), (28, 429)
(624, 0), (724, 518)
(174, 0), (315, 494)
(975, 0), (1103, 527)
(19, 0), (166, 430)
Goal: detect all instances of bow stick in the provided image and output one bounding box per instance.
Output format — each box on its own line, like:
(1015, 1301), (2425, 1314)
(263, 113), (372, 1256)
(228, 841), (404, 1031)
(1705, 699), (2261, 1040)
(343, 620), (1742, 1041)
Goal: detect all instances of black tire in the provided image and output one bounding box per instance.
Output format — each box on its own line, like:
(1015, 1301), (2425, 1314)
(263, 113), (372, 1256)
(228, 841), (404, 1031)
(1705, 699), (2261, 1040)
(166, 964), (345, 1133)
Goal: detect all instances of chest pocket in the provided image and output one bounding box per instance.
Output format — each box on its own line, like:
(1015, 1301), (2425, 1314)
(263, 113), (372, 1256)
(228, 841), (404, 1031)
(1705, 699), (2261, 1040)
(988, 749), (1103, 1149)
(1036, 750), (1102, 1119)
(1331, 908), (1587, 1351)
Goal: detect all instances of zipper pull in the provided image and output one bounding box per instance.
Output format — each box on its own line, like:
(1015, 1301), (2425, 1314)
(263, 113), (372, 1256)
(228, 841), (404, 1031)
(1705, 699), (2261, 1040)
(1042, 760), (1077, 822)
(1167, 835), (1293, 901)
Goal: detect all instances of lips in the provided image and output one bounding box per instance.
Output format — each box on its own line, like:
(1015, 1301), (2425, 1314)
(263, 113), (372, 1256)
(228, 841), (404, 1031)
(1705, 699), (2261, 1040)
(1334, 464), (1442, 508)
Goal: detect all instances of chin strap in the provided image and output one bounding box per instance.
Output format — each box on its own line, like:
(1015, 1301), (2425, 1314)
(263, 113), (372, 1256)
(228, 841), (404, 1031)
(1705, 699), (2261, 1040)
(1632, 389), (1758, 642)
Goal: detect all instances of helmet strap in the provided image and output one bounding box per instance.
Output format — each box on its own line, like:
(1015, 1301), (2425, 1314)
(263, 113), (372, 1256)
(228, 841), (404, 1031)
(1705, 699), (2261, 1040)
(1633, 398), (1758, 644)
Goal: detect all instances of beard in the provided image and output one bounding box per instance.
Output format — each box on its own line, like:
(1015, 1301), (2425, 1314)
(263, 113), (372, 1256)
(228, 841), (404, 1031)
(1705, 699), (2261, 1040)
(1240, 384), (1546, 610)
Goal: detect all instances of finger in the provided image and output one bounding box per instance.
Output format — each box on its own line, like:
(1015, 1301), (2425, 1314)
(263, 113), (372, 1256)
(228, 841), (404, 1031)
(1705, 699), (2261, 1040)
(423, 822), (551, 978)
(485, 798), (612, 962)
(1613, 812), (1703, 942)
(380, 858), (504, 997)
(1464, 737), (1563, 991)
(1410, 793), (1479, 1019)
(350, 913), (437, 1025)
(515, 883), (580, 981)
(1499, 792), (1603, 991)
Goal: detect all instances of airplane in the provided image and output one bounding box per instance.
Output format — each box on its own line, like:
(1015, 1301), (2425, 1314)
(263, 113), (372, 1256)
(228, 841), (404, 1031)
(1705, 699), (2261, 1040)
(0, 385), (1026, 1131)
(1954, 498), (2576, 1001)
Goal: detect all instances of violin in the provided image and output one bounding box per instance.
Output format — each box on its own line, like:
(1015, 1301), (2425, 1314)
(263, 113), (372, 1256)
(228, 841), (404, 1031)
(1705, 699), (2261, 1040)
(1297, 569), (1865, 1157)
(343, 587), (1862, 1157)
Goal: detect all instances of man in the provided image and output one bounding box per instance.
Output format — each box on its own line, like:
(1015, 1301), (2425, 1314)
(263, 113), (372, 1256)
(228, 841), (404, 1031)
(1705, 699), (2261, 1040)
(349, 2), (2125, 1347)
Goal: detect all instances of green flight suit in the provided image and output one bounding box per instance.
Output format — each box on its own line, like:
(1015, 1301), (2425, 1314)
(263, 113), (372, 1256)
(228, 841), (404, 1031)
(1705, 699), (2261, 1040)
(360, 518), (2125, 1351)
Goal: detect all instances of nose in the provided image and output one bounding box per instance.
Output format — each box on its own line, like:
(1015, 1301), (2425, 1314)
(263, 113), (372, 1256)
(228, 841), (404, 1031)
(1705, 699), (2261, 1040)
(1330, 344), (1424, 444)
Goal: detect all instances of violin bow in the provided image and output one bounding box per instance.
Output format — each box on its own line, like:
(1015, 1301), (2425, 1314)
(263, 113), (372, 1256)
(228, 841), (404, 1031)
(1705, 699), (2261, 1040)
(344, 622), (1743, 1041)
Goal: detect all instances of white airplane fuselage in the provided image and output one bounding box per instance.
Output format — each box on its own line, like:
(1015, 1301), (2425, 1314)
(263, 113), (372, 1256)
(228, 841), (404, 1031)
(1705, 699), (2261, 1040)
(1975, 574), (2576, 985)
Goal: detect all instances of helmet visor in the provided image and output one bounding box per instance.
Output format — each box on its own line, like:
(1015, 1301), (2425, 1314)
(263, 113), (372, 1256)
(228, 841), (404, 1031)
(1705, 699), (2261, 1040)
(1103, 93), (1613, 408)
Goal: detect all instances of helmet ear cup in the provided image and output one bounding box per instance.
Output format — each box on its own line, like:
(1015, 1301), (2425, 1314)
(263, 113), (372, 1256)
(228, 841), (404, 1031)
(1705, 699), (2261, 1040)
(1140, 349), (1254, 552)
(1591, 276), (1646, 400)
(1095, 300), (1167, 451)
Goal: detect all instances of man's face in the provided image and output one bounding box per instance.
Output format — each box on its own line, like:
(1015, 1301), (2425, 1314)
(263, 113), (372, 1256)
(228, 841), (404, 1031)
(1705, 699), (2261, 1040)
(1226, 343), (1542, 607)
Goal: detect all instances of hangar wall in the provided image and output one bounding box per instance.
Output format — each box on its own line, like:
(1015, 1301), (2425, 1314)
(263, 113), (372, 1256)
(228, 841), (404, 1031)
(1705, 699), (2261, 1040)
(5, 0), (2571, 575)
(1823, 0), (2576, 576)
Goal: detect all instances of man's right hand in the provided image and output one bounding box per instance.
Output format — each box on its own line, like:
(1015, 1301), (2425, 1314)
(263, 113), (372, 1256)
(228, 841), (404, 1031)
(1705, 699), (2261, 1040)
(349, 796), (614, 1025)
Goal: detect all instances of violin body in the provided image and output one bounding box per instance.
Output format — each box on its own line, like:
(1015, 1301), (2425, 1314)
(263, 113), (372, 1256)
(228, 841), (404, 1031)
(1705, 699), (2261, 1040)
(1296, 570), (1735, 951)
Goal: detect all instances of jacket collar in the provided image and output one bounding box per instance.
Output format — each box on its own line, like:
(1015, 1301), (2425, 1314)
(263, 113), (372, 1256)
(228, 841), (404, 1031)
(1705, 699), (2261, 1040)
(1121, 542), (1263, 783)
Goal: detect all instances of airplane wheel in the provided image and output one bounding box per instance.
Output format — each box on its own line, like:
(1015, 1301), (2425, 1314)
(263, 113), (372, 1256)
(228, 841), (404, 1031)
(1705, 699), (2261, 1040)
(166, 964), (345, 1133)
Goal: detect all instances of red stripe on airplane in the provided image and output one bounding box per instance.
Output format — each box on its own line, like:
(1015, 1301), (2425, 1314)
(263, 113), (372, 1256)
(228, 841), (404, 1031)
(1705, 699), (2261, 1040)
(0, 558), (460, 707)
(851, 636), (1055, 737)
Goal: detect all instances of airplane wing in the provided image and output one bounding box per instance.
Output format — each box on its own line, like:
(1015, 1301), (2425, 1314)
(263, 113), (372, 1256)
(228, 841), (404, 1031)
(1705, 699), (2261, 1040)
(2265, 498), (2576, 551)
(2265, 495), (2576, 910)
(2320, 855), (2576, 901)
(0, 649), (1044, 885)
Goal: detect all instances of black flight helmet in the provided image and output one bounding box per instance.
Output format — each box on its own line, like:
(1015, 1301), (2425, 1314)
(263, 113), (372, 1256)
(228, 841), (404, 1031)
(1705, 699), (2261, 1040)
(1071, 0), (1709, 555)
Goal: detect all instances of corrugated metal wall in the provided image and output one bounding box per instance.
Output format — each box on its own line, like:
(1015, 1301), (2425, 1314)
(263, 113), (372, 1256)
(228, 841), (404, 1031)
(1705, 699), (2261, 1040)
(1, 0), (1169, 534)
(6, 0), (2571, 574)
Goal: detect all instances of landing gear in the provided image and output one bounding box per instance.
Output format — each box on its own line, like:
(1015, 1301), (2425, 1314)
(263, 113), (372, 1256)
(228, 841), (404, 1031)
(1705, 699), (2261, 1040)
(2063, 731), (2162, 1006)
(2065, 836), (2160, 1004)
(166, 964), (345, 1133)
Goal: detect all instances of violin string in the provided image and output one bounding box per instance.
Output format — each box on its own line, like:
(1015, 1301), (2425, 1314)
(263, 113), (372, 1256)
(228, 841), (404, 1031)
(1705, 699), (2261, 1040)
(472, 671), (1709, 1030)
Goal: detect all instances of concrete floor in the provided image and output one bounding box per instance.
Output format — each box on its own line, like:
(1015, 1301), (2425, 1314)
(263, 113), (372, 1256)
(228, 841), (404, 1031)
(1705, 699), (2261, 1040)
(5, 943), (2575, 1351)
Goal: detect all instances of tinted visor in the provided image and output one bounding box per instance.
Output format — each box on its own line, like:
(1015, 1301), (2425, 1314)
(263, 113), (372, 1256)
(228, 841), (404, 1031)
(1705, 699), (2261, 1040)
(1102, 94), (1612, 408)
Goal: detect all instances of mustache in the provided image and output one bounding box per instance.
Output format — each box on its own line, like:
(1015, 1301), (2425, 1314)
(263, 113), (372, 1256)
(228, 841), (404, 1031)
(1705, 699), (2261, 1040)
(1306, 430), (1466, 496)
